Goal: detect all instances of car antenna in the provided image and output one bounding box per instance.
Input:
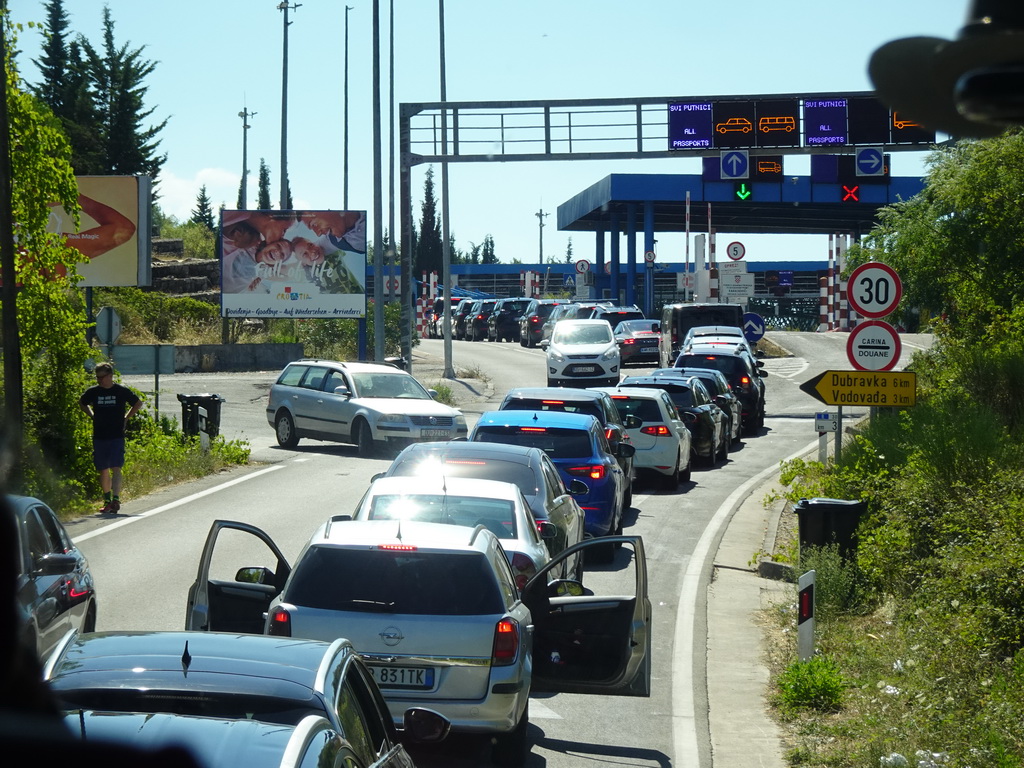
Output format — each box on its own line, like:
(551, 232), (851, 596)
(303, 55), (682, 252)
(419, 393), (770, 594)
(181, 641), (192, 677)
(442, 474), (450, 522)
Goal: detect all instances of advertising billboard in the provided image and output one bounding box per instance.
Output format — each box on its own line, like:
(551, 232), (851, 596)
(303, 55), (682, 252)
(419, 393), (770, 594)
(220, 209), (367, 319)
(46, 175), (152, 287)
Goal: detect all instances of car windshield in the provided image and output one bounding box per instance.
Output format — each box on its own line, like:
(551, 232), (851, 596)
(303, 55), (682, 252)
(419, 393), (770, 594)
(553, 325), (612, 345)
(287, 548), (503, 615)
(367, 494), (517, 538)
(350, 372), (430, 399)
(474, 426), (593, 459)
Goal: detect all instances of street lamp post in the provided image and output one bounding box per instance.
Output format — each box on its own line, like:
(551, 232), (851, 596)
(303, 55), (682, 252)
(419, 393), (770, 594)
(278, 2), (301, 210)
(238, 107), (255, 209)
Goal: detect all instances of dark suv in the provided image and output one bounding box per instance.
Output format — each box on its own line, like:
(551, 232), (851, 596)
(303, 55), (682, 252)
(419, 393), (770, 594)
(487, 298), (532, 342)
(464, 299), (497, 342)
(499, 386), (638, 508)
(673, 343), (766, 433)
(518, 298), (570, 347)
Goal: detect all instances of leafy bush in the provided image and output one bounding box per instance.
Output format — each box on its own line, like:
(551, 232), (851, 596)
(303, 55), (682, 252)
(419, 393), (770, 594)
(797, 544), (873, 622)
(775, 655), (846, 713)
(161, 219), (216, 260)
(95, 288), (218, 342)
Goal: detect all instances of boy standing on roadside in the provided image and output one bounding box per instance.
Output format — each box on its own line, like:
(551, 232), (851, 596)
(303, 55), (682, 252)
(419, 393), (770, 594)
(79, 362), (142, 514)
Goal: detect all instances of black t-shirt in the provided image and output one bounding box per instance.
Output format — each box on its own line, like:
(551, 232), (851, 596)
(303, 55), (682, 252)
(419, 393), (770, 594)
(80, 383), (141, 440)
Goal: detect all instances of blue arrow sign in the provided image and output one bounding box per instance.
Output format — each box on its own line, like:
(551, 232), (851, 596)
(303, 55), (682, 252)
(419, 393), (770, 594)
(856, 147), (884, 176)
(743, 312), (765, 342)
(721, 150), (749, 180)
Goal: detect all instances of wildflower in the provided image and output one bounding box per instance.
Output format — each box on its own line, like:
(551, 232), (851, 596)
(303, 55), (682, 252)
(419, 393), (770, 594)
(880, 754), (909, 767)
(892, 659), (904, 673)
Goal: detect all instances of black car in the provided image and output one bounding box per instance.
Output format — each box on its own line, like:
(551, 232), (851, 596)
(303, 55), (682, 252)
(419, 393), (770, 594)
(464, 299), (497, 341)
(499, 386), (639, 508)
(452, 299), (478, 340)
(487, 297), (532, 342)
(619, 375), (728, 466)
(674, 343), (767, 433)
(518, 298), (570, 347)
(614, 319), (662, 366)
(427, 296), (466, 338)
(655, 366), (743, 445)
(9, 494), (97, 664)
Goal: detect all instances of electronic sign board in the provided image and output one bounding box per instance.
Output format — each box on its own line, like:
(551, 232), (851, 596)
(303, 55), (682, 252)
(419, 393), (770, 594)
(668, 93), (935, 151)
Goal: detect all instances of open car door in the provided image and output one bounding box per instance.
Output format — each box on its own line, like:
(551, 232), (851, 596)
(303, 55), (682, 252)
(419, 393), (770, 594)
(184, 520), (291, 635)
(521, 535), (651, 696)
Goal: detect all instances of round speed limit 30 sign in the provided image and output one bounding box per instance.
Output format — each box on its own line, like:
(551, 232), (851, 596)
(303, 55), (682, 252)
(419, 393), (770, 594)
(848, 262), (902, 318)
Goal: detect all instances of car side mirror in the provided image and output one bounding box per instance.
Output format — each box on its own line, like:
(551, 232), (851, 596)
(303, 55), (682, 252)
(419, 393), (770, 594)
(333, 386), (351, 397)
(623, 415), (642, 429)
(235, 566), (275, 585)
(35, 553), (78, 576)
(616, 443), (636, 458)
(428, 389), (439, 399)
(402, 707), (451, 745)
(537, 521), (558, 540)
(538, 339), (549, 348)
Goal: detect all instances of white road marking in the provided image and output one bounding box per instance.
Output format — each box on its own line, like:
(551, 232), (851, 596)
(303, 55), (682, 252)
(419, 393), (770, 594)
(74, 466), (284, 543)
(527, 699), (562, 719)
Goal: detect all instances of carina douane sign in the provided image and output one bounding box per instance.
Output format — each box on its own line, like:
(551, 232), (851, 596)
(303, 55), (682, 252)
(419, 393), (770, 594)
(219, 209), (367, 319)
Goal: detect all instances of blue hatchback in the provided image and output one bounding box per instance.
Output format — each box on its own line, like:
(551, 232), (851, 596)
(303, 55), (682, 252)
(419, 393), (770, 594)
(470, 410), (634, 543)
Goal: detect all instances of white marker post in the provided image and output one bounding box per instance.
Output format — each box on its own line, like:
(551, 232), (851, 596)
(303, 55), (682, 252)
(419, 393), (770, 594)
(798, 570), (816, 661)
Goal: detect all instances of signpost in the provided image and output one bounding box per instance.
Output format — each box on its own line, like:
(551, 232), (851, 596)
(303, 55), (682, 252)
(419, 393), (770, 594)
(800, 370), (917, 407)
(847, 320), (902, 371)
(848, 262), (902, 318)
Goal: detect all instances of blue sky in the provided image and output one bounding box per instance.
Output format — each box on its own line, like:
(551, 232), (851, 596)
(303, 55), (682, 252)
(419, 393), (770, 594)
(10, 1), (966, 265)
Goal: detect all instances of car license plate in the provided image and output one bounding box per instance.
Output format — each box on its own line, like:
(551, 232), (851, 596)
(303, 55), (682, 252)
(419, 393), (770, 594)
(421, 429), (451, 438)
(573, 366), (597, 373)
(642, 346), (657, 352)
(371, 665), (434, 690)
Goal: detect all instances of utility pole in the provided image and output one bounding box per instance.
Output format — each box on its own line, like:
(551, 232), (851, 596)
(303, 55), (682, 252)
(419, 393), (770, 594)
(536, 209), (548, 264)
(238, 107), (256, 209)
(344, 4), (352, 209)
(278, 2), (301, 210)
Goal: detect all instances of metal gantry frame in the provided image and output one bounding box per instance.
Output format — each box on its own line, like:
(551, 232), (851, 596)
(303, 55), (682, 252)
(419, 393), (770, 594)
(398, 92), (935, 368)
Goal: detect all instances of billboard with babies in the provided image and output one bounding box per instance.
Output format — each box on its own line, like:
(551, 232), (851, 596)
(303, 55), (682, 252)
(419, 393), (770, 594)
(220, 209), (367, 319)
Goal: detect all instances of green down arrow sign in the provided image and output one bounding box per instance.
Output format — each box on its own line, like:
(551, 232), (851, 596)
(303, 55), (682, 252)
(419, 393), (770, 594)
(734, 183), (752, 200)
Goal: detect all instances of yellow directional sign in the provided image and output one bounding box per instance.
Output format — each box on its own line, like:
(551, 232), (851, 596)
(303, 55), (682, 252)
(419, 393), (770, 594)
(799, 370), (917, 407)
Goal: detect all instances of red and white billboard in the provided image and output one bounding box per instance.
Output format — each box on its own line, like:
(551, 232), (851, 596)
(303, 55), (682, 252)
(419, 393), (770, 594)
(219, 209), (367, 319)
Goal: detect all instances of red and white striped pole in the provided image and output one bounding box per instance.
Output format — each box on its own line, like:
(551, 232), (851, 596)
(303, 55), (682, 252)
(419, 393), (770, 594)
(827, 235), (835, 330)
(819, 276), (829, 331)
(837, 236), (849, 331)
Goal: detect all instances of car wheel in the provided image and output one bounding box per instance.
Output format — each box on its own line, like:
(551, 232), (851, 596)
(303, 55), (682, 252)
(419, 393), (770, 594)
(527, 336), (536, 348)
(680, 453), (692, 484)
(662, 454), (681, 490)
(491, 703), (529, 767)
(355, 419), (377, 458)
(519, 334), (528, 347)
(624, 478), (633, 509)
(717, 430), (729, 462)
(275, 412), (299, 448)
(731, 416), (742, 445)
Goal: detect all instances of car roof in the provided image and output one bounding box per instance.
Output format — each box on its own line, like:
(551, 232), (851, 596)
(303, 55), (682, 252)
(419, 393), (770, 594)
(554, 319), (614, 328)
(366, 475), (523, 502)
(475, 409), (599, 430)
(591, 386), (669, 401)
(503, 387), (608, 404)
(620, 376), (694, 391)
(318, 518), (498, 553)
(46, 631), (351, 690)
(682, 342), (751, 357)
(286, 359), (406, 375)
(687, 325), (744, 335)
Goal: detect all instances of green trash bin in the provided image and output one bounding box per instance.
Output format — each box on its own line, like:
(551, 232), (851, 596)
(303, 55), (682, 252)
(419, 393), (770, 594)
(793, 497), (866, 559)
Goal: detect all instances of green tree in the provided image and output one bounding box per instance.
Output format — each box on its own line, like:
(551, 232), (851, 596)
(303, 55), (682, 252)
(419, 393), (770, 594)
(481, 234), (497, 265)
(856, 130), (1024, 341)
(466, 242), (481, 265)
(257, 158), (271, 210)
(565, 237), (573, 264)
(78, 6), (167, 178)
(2, 16), (93, 499)
(190, 185), (215, 231)
(415, 166), (442, 276)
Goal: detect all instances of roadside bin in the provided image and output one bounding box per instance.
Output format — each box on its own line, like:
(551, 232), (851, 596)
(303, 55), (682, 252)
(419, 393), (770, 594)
(384, 356), (408, 371)
(177, 394), (225, 438)
(793, 497), (867, 559)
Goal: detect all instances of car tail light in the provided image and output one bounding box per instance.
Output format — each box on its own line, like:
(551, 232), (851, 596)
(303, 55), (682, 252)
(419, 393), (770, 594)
(520, 427), (547, 433)
(641, 424), (671, 436)
(378, 543), (418, 551)
(541, 400), (564, 406)
(509, 553), (537, 590)
(739, 375), (752, 390)
(491, 618), (520, 666)
(444, 459), (487, 466)
(622, 338), (636, 345)
(604, 427), (615, 441)
(268, 607), (292, 637)
(566, 464), (606, 480)
(530, 316), (540, 324)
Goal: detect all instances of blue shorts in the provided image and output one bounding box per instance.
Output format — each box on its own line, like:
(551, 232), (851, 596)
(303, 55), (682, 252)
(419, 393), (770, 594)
(93, 439), (126, 471)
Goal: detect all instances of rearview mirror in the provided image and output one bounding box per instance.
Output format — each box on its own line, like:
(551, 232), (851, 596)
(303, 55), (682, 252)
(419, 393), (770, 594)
(235, 566), (275, 585)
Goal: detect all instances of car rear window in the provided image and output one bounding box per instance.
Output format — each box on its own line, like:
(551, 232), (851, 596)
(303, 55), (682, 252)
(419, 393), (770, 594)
(367, 494), (517, 538)
(502, 398), (602, 422)
(607, 396), (662, 423)
(675, 354), (743, 378)
(599, 311), (644, 325)
(390, 457), (538, 494)
(621, 383), (695, 408)
(287, 547), (503, 616)
(278, 365), (309, 386)
(474, 426), (593, 459)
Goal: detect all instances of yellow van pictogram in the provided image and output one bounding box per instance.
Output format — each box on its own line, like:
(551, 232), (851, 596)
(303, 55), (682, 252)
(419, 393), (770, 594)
(758, 116), (796, 133)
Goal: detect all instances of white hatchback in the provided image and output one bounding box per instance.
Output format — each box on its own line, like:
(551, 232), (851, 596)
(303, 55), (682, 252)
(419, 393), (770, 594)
(546, 319), (620, 387)
(592, 386), (693, 490)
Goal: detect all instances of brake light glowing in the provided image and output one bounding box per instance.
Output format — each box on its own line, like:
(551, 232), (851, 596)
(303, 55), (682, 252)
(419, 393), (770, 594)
(567, 464), (606, 480)
(520, 427), (547, 433)
(530, 317), (540, 324)
(622, 338), (636, 345)
(610, 395), (628, 400)
(541, 400), (564, 405)
(491, 619), (520, 666)
(641, 425), (671, 436)
(444, 459), (487, 465)
(604, 428), (615, 440)
(378, 543), (418, 551)
(268, 608), (292, 637)
(740, 376), (751, 388)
